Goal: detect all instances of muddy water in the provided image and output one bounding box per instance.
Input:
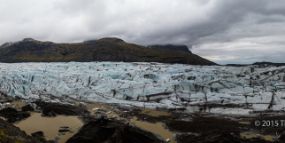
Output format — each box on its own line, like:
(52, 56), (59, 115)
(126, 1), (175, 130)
(131, 117), (175, 143)
(15, 112), (83, 143)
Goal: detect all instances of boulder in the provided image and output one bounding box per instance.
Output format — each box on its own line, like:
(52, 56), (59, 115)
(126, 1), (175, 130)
(0, 107), (30, 123)
(21, 104), (35, 112)
(34, 101), (88, 117)
(67, 118), (164, 143)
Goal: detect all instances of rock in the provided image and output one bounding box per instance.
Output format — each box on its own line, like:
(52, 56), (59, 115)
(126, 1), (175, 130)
(31, 131), (44, 138)
(94, 113), (107, 120)
(21, 104), (35, 112)
(67, 118), (165, 143)
(45, 111), (57, 117)
(31, 131), (54, 143)
(0, 92), (14, 102)
(60, 126), (70, 129)
(167, 116), (274, 143)
(279, 131), (285, 142)
(176, 132), (272, 143)
(34, 101), (89, 117)
(166, 116), (242, 133)
(58, 126), (71, 133)
(0, 107), (30, 123)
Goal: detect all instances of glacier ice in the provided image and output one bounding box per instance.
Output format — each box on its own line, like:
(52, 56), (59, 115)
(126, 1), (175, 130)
(0, 62), (284, 115)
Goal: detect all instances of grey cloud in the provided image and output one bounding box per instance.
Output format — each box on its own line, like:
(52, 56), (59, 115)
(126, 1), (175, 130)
(0, 0), (285, 64)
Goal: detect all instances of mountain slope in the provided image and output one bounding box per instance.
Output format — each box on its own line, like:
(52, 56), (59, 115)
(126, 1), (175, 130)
(148, 44), (191, 53)
(0, 38), (216, 65)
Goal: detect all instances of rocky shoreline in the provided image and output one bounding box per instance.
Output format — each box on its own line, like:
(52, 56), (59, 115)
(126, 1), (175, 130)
(0, 95), (285, 143)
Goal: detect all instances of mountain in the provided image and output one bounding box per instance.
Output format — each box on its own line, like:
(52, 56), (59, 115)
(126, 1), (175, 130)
(226, 62), (285, 67)
(0, 37), (216, 65)
(148, 44), (191, 53)
(253, 62), (285, 67)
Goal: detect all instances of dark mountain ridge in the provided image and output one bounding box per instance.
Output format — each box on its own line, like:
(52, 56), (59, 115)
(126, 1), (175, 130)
(0, 37), (216, 65)
(226, 62), (285, 67)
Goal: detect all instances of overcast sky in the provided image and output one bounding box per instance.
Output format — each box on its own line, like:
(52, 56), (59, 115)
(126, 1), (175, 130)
(0, 0), (285, 64)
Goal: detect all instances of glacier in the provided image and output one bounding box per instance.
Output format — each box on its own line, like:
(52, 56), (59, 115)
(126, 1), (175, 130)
(0, 62), (284, 115)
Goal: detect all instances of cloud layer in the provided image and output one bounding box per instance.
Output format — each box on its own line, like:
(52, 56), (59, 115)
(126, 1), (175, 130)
(0, 0), (285, 64)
